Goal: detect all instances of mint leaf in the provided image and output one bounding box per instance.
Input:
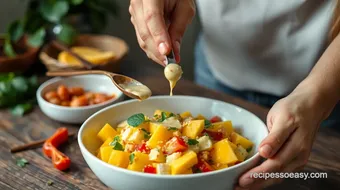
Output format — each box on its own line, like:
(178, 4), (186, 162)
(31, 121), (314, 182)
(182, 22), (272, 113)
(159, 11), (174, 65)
(129, 153), (135, 164)
(187, 139), (199, 145)
(141, 128), (151, 139)
(110, 136), (124, 151)
(246, 147), (252, 153)
(158, 112), (175, 122)
(127, 113), (145, 127)
(16, 158), (29, 168)
(204, 120), (212, 129)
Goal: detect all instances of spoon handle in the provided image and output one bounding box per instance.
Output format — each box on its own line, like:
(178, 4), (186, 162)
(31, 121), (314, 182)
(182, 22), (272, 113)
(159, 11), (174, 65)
(165, 49), (176, 65)
(46, 70), (111, 77)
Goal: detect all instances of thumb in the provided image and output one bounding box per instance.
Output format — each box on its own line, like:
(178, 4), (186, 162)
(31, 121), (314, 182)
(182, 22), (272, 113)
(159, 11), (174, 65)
(168, 1), (195, 63)
(143, 0), (171, 56)
(259, 113), (297, 158)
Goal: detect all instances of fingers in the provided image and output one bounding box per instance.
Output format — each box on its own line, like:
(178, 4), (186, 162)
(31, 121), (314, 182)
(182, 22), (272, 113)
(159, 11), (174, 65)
(142, 0), (171, 55)
(260, 113), (298, 158)
(168, 0), (196, 62)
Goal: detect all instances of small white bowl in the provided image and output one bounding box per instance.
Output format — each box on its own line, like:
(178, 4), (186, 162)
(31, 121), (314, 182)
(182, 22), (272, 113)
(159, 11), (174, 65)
(78, 95), (268, 190)
(37, 74), (124, 124)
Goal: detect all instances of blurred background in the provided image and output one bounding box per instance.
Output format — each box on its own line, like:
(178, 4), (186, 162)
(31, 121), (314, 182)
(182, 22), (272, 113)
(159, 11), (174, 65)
(0, 0), (200, 80)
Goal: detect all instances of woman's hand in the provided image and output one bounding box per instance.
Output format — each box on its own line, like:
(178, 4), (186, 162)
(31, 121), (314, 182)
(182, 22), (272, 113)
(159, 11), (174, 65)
(236, 83), (334, 190)
(129, 0), (195, 66)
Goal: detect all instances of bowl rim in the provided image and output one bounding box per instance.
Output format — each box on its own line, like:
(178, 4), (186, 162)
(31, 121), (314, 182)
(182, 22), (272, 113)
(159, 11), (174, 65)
(78, 95), (269, 179)
(36, 75), (124, 110)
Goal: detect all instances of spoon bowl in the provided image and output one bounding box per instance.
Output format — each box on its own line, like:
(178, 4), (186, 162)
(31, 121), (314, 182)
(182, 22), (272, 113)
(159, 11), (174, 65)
(46, 70), (152, 100)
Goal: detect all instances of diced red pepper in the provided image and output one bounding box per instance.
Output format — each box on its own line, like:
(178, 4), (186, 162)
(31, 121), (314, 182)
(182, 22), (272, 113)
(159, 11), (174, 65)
(164, 136), (188, 154)
(202, 129), (224, 141)
(210, 116), (222, 123)
(136, 142), (150, 154)
(144, 165), (156, 174)
(196, 160), (214, 172)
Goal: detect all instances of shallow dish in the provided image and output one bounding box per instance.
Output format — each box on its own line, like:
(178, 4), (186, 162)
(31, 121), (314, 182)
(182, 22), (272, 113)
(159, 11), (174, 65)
(37, 74), (124, 124)
(78, 96), (268, 190)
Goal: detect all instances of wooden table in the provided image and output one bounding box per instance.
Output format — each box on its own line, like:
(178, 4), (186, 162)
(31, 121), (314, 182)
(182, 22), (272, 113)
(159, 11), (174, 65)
(1, 61), (339, 190)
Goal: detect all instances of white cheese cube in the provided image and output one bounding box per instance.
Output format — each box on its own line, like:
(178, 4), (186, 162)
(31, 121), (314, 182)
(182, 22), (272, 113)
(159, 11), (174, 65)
(197, 136), (213, 151)
(189, 145), (200, 153)
(149, 148), (160, 161)
(121, 127), (133, 141)
(117, 120), (128, 128)
(128, 129), (144, 144)
(166, 152), (182, 164)
(162, 117), (182, 129)
(155, 163), (170, 174)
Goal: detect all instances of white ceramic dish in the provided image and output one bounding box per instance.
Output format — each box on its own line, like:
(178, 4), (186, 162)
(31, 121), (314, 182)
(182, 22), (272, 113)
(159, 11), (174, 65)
(37, 74), (124, 124)
(78, 96), (268, 190)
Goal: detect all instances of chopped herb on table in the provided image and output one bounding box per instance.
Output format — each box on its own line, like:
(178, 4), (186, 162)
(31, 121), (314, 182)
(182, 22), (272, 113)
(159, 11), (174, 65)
(0, 73), (38, 116)
(16, 158), (29, 168)
(47, 180), (54, 186)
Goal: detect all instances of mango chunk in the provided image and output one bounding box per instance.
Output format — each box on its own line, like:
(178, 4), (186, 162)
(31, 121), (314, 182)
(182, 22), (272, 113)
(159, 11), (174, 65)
(180, 111), (192, 119)
(182, 120), (204, 139)
(147, 125), (173, 149)
(149, 122), (160, 134)
(213, 164), (228, 170)
(171, 150), (198, 175)
(206, 121), (233, 137)
(181, 168), (193, 174)
(128, 152), (153, 172)
(97, 123), (118, 142)
(211, 139), (238, 165)
(196, 114), (207, 120)
(108, 150), (130, 168)
(100, 137), (114, 148)
(154, 110), (172, 117)
(99, 146), (113, 163)
(230, 132), (253, 150)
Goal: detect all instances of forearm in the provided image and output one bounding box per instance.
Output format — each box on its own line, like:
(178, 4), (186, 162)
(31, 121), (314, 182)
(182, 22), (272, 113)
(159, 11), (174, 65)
(295, 33), (340, 118)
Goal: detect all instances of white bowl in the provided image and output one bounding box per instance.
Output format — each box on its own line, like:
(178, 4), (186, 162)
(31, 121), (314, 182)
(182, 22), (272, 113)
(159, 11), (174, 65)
(78, 96), (268, 190)
(37, 74), (124, 124)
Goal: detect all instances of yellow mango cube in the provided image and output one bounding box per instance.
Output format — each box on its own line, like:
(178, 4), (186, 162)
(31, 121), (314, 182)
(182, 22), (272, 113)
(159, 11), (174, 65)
(213, 164), (228, 170)
(149, 122), (160, 134)
(171, 150), (198, 175)
(206, 121), (233, 137)
(211, 139), (238, 165)
(231, 132), (253, 150)
(196, 114), (207, 120)
(108, 150), (130, 168)
(97, 123), (118, 142)
(147, 125), (173, 149)
(100, 137), (113, 148)
(99, 146), (113, 163)
(127, 152), (153, 172)
(182, 120), (205, 139)
(180, 111), (192, 119)
(181, 168), (193, 174)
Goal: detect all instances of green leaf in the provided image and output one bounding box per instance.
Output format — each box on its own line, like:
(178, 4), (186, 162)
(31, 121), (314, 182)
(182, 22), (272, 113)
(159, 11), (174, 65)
(129, 153), (135, 164)
(3, 38), (16, 57)
(57, 24), (77, 45)
(7, 20), (24, 42)
(109, 136), (124, 151)
(70, 0), (83, 5)
(246, 147), (253, 153)
(141, 128), (151, 139)
(39, 0), (69, 23)
(47, 180), (54, 186)
(127, 113), (145, 127)
(187, 139), (199, 145)
(27, 28), (46, 47)
(167, 127), (178, 131)
(16, 158), (29, 168)
(204, 120), (212, 129)
(11, 103), (33, 116)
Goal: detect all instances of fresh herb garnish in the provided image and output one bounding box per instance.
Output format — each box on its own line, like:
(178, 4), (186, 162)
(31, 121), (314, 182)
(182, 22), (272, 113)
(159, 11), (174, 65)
(129, 153), (135, 164)
(204, 120), (212, 128)
(158, 112), (175, 122)
(141, 128), (151, 139)
(187, 139), (199, 145)
(110, 136), (124, 151)
(16, 158), (29, 168)
(169, 113), (174, 117)
(127, 113), (145, 127)
(246, 147), (252, 153)
(168, 127), (178, 131)
(47, 180), (54, 186)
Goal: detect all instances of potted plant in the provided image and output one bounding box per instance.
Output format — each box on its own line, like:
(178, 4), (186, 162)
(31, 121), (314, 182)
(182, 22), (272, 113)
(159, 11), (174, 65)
(0, 0), (119, 73)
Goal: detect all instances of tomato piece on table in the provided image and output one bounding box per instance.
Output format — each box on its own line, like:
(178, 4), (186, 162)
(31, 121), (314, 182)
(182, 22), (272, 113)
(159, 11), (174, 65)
(164, 136), (188, 154)
(210, 116), (222, 123)
(144, 165), (157, 174)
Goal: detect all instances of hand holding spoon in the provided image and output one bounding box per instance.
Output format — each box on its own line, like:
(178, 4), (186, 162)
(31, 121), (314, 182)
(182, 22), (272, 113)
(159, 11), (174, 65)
(46, 70), (152, 101)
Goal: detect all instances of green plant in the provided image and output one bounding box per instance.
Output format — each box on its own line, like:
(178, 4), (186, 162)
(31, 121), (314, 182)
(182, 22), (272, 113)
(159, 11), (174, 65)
(3, 0), (119, 57)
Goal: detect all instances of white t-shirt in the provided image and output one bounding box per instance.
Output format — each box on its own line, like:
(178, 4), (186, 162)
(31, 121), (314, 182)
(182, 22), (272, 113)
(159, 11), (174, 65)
(196, 0), (336, 96)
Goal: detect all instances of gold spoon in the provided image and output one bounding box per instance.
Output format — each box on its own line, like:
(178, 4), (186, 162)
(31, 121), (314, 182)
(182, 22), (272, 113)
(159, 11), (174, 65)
(46, 70), (152, 101)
